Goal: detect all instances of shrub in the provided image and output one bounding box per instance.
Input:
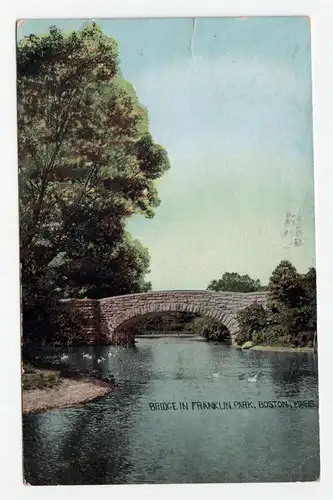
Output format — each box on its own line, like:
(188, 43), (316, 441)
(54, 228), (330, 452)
(236, 303), (268, 345)
(186, 316), (231, 343)
(22, 290), (84, 346)
(258, 325), (287, 345)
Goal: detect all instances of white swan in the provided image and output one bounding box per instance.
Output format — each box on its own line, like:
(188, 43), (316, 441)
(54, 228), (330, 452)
(248, 374), (258, 382)
(212, 372), (221, 379)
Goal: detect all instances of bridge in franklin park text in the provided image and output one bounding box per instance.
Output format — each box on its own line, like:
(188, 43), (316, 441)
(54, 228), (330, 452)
(63, 290), (268, 345)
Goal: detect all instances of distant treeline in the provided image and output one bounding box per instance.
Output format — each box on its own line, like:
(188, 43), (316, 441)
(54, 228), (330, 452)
(206, 272), (266, 293)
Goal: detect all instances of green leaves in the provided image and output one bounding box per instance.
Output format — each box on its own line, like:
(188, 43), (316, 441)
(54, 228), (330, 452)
(207, 272), (263, 293)
(17, 24), (119, 84)
(186, 316), (231, 342)
(237, 303), (268, 344)
(236, 261), (317, 347)
(268, 260), (306, 310)
(18, 24), (170, 341)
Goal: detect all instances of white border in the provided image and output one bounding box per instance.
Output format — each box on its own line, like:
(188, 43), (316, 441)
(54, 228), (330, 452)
(1, 1), (332, 499)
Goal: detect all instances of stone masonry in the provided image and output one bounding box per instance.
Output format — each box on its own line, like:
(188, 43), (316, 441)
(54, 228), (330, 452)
(63, 290), (268, 345)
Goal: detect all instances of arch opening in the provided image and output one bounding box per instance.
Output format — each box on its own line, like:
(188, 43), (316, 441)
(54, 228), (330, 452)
(111, 309), (235, 345)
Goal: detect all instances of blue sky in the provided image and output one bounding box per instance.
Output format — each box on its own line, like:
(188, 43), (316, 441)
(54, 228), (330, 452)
(18, 17), (315, 290)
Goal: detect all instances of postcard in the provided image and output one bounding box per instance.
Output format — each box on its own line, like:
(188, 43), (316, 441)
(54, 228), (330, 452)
(18, 17), (319, 485)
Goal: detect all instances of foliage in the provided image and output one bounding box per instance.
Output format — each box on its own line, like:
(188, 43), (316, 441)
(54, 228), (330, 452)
(207, 272), (264, 293)
(267, 260), (305, 310)
(236, 261), (317, 348)
(18, 24), (170, 342)
(299, 267), (317, 333)
(236, 303), (268, 345)
(185, 316), (231, 343)
(266, 262), (317, 347)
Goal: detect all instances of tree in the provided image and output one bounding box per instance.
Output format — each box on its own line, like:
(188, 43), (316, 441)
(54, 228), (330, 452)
(207, 272), (263, 293)
(265, 261), (316, 347)
(18, 24), (170, 341)
(54, 232), (153, 298)
(267, 260), (305, 310)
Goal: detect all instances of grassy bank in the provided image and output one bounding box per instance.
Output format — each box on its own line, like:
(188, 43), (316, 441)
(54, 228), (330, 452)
(234, 344), (315, 352)
(249, 345), (315, 352)
(22, 362), (115, 414)
(23, 364), (61, 390)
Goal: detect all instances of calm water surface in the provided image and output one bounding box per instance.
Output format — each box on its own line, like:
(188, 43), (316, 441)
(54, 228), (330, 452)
(23, 338), (320, 484)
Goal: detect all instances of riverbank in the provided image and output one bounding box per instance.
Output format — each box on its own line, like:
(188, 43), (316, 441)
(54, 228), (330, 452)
(235, 344), (315, 352)
(22, 371), (114, 414)
(250, 345), (315, 352)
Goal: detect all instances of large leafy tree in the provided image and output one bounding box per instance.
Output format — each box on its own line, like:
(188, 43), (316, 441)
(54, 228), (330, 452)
(18, 24), (170, 338)
(207, 272), (264, 293)
(267, 260), (305, 310)
(266, 261), (316, 346)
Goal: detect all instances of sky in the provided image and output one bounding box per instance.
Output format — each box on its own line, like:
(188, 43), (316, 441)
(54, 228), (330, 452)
(18, 17), (315, 290)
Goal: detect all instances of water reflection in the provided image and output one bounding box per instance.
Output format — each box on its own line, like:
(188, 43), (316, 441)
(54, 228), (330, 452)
(23, 339), (320, 484)
(24, 343), (155, 484)
(268, 351), (319, 399)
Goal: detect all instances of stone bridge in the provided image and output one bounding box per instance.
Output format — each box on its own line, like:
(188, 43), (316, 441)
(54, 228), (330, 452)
(63, 290), (268, 345)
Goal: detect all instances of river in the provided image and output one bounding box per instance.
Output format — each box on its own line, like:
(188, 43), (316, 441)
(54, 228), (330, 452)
(23, 338), (320, 484)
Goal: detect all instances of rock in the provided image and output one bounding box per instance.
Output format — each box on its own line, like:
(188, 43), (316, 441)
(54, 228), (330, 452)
(241, 341), (254, 349)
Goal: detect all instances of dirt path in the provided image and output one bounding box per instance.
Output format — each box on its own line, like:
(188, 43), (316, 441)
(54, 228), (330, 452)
(23, 377), (114, 414)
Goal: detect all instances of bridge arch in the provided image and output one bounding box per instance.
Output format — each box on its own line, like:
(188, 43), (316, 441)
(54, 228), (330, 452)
(63, 290), (268, 345)
(98, 290), (257, 345)
(110, 302), (239, 344)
